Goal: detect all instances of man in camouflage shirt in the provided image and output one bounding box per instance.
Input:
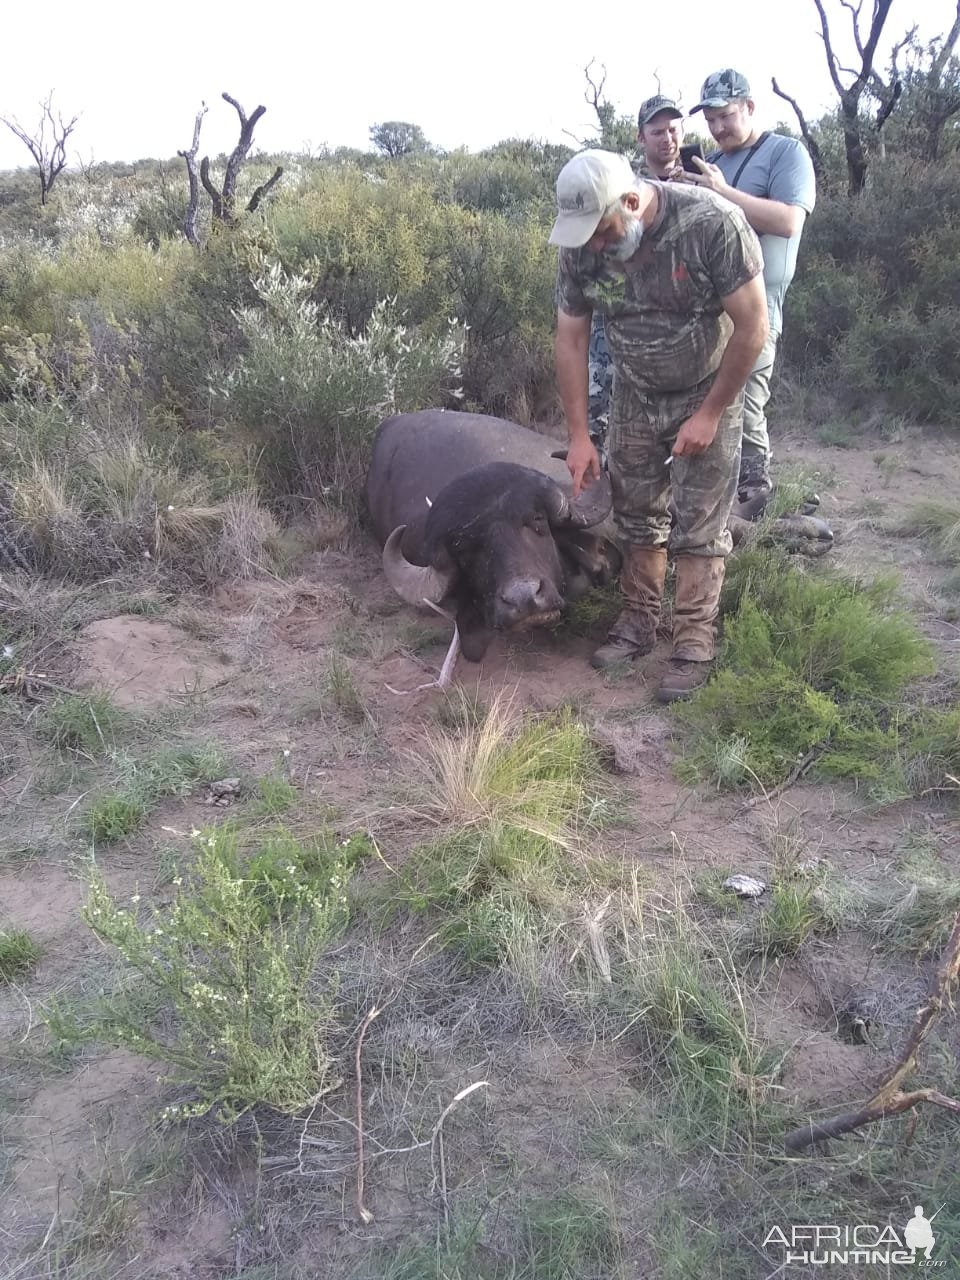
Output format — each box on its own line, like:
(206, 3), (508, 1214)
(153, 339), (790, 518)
(588, 94), (687, 451)
(551, 149), (767, 701)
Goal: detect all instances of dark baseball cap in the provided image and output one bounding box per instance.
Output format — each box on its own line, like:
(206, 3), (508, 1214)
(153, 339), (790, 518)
(691, 69), (752, 113)
(638, 94), (683, 128)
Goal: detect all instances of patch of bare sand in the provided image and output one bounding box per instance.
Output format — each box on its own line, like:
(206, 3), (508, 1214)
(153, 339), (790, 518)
(6, 1049), (162, 1228)
(74, 615), (232, 709)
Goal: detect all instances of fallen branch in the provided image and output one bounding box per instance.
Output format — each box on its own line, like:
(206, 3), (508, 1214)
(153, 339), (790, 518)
(429, 1080), (490, 1227)
(785, 912), (960, 1152)
(738, 742), (826, 814)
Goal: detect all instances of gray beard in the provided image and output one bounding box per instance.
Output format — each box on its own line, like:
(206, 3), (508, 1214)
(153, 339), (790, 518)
(602, 216), (645, 262)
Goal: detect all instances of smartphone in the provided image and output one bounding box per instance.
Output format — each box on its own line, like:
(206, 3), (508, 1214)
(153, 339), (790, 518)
(680, 143), (705, 174)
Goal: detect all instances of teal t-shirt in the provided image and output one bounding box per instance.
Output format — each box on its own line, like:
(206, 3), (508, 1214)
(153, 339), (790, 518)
(708, 132), (815, 335)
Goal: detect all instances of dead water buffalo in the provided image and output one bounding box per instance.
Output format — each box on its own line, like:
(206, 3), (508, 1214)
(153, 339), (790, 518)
(367, 410), (622, 661)
(366, 410), (832, 664)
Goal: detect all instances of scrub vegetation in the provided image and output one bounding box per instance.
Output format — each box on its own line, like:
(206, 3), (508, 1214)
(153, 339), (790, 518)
(2, 77), (960, 1280)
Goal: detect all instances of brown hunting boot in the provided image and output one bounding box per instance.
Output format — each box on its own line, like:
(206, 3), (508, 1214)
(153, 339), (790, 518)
(591, 545), (668, 670)
(656, 555), (725, 702)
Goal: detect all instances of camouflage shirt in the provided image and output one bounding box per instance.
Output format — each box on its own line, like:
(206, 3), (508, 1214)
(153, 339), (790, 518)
(556, 182), (763, 394)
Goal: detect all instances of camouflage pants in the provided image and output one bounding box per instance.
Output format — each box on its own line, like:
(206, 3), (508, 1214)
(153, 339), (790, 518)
(588, 313), (613, 444)
(742, 329), (779, 459)
(608, 376), (742, 558)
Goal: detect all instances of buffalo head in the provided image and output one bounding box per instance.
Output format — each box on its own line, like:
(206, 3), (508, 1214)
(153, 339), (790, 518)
(382, 462), (618, 659)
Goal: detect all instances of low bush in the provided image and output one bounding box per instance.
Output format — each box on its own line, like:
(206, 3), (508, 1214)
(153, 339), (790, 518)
(65, 825), (361, 1121)
(677, 552), (936, 791)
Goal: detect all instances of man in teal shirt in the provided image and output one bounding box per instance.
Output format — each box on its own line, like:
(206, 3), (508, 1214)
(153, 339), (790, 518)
(687, 69), (816, 501)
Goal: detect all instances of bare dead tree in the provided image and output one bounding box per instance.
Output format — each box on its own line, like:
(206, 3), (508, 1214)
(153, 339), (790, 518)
(177, 103), (208, 247)
(568, 60), (637, 153)
(784, 912), (960, 1152)
(1, 91), (79, 205)
(808, 0), (897, 194)
(898, 2), (960, 159)
(771, 77), (829, 190)
(200, 93), (283, 226)
(177, 94), (283, 246)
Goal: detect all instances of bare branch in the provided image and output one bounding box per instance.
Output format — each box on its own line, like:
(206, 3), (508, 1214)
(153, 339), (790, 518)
(930, 1), (960, 82)
(246, 165), (283, 214)
(771, 77), (829, 190)
(784, 912), (960, 1152)
(840, 0), (866, 59)
(176, 103), (208, 247)
(220, 92), (268, 220)
(199, 155), (223, 222)
(813, 0), (847, 96)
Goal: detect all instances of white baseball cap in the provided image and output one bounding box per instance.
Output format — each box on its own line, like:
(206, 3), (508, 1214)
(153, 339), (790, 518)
(549, 150), (637, 248)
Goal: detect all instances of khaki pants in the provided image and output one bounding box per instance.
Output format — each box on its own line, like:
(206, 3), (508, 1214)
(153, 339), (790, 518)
(608, 374), (742, 558)
(742, 329), (779, 458)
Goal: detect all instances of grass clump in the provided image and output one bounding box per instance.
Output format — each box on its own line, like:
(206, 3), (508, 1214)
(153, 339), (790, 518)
(253, 774), (298, 816)
(417, 691), (604, 843)
(322, 652), (373, 725)
(394, 695), (607, 973)
(39, 690), (127, 756)
(62, 824), (358, 1121)
(890, 499), (960, 562)
(0, 927), (41, 982)
(676, 551), (934, 790)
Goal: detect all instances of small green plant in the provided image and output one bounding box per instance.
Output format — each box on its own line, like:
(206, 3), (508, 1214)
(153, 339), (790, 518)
(40, 691), (126, 756)
(68, 825), (356, 1121)
(740, 880), (839, 959)
(86, 793), (148, 843)
(322, 653), (372, 724)
(254, 774), (298, 816)
(816, 419), (854, 448)
(0, 928), (41, 982)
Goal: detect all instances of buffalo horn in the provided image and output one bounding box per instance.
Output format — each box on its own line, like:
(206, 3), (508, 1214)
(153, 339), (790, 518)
(548, 473), (613, 528)
(382, 525), (458, 605)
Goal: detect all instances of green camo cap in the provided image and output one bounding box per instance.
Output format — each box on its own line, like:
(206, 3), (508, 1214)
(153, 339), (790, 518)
(691, 69), (751, 113)
(638, 94), (683, 128)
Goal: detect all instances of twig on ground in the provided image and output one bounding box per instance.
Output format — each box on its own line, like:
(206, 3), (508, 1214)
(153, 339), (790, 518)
(355, 1004), (382, 1223)
(738, 743), (826, 814)
(784, 912), (960, 1151)
(429, 1080), (490, 1222)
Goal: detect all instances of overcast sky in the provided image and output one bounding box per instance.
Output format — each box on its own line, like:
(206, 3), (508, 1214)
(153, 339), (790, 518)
(2, 0), (956, 171)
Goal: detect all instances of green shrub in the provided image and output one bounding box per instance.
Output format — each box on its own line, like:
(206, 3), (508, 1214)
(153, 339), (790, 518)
(213, 256), (464, 506)
(677, 555), (934, 790)
(72, 826), (354, 1121)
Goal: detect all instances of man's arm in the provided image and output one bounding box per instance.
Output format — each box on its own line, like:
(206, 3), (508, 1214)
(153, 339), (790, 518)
(556, 308), (601, 495)
(673, 274), (768, 456)
(686, 161), (805, 236)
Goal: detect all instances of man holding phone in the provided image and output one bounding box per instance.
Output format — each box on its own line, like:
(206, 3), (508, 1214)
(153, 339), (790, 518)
(551, 150), (768, 701)
(686, 70), (816, 502)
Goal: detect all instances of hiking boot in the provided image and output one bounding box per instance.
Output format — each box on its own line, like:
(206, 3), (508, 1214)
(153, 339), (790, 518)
(738, 450), (773, 508)
(656, 658), (713, 703)
(656, 555), (725, 701)
(591, 545), (667, 670)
